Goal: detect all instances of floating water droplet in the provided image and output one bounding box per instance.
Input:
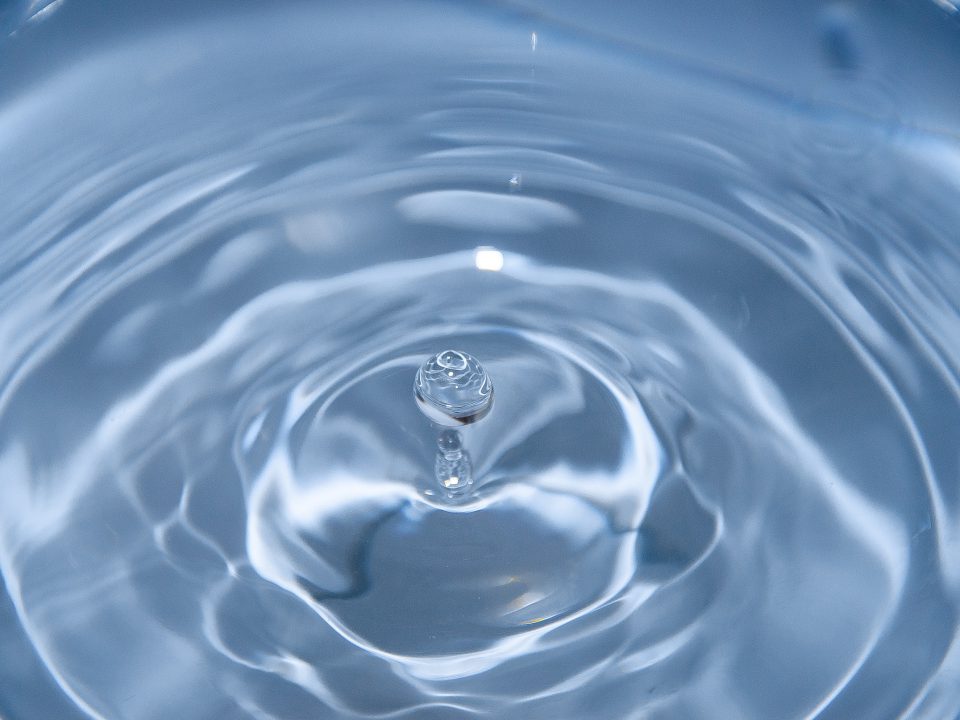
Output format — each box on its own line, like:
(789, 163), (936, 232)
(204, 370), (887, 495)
(509, 174), (522, 192)
(414, 350), (493, 425)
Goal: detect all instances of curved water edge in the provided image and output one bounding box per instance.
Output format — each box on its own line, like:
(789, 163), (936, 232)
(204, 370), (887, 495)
(1, 2), (959, 719)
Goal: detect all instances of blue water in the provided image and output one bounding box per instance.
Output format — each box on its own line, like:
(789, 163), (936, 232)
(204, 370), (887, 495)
(2, 1), (960, 718)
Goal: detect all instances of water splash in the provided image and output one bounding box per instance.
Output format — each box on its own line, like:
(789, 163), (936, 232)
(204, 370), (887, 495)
(1, 2), (959, 718)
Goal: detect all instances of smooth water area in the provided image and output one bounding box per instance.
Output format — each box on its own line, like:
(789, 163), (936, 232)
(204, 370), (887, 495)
(1, 1), (960, 718)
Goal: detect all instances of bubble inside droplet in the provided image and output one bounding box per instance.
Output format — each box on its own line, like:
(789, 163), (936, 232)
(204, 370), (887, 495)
(414, 350), (493, 425)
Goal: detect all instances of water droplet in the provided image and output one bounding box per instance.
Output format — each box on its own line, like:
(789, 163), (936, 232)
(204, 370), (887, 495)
(530, 32), (537, 52)
(414, 350), (493, 425)
(508, 174), (522, 192)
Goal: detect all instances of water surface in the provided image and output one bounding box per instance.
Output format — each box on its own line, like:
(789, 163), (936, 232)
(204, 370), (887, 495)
(1, 2), (960, 718)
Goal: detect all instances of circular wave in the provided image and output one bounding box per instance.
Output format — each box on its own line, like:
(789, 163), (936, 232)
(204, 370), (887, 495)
(1, 2), (959, 719)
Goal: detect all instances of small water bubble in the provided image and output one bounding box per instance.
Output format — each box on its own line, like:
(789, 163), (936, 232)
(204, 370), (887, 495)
(508, 174), (522, 192)
(414, 350), (493, 425)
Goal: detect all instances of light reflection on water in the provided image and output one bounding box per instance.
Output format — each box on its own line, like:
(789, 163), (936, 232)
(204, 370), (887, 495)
(1, 2), (959, 719)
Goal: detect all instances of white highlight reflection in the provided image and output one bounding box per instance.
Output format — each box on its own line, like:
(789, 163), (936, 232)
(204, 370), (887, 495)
(474, 247), (504, 272)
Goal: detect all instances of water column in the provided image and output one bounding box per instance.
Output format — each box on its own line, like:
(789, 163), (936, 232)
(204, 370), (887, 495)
(413, 350), (493, 496)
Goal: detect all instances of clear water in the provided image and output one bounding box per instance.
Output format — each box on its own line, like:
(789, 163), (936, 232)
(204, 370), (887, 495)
(1, 1), (960, 719)
(415, 349), (494, 424)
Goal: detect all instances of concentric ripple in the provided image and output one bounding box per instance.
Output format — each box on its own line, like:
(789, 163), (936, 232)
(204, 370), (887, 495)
(1, 2), (960, 719)
(241, 301), (659, 670)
